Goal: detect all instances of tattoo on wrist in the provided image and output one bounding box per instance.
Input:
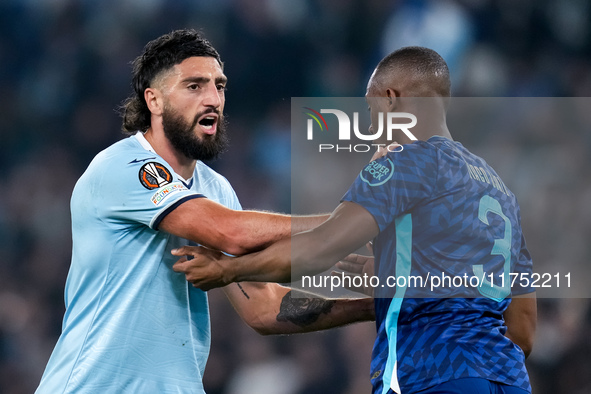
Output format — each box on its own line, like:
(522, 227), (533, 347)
(276, 290), (335, 327)
(236, 283), (250, 299)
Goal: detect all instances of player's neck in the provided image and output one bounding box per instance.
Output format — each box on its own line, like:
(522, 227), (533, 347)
(415, 118), (453, 142)
(393, 97), (453, 142)
(143, 127), (196, 179)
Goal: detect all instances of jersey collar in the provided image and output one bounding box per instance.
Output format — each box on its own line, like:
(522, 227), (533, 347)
(134, 132), (157, 153)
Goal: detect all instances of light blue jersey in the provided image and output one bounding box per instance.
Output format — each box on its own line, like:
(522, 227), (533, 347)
(37, 133), (241, 393)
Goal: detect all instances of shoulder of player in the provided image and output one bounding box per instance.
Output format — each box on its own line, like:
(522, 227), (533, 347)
(80, 136), (173, 193)
(87, 136), (163, 172)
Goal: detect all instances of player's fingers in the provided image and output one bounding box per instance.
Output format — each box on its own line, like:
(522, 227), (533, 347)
(331, 270), (359, 279)
(331, 270), (360, 281)
(335, 261), (364, 274)
(191, 279), (216, 291)
(193, 283), (212, 291)
(172, 258), (189, 272)
(340, 253), (363, 263)
(336, 256), (369, 273)
(366, 241), (374, 254)
(191, 280), (203, 289)
(171, 245), (201, 256)
(331, 270), (366, 293)
(341, 253), (372, 265)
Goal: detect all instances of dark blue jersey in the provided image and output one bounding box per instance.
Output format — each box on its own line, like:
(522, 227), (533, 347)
(342, 136), (533, 394)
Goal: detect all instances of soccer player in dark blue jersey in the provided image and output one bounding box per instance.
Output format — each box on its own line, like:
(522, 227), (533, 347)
(173, 47), (537, 394)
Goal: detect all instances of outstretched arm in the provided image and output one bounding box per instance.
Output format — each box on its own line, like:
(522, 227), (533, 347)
(172, 201), (379, 289)
(160, 197), (328, 255)
(222, 281), (374, 335)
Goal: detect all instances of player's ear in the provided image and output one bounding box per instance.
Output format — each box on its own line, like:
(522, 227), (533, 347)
(385, 88), (399, 111)
(144, 87), (164, 116)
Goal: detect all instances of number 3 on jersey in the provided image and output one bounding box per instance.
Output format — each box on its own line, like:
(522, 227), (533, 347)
(473, 195), (512, 301)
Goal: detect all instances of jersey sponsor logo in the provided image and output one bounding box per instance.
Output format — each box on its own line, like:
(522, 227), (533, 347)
(128, 156), (157, 165)
(360, 158), (394, 186)
(139, 162), (173, 189)
(150, 182), (188, 206)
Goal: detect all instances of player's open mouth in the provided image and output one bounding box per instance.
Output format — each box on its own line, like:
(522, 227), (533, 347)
(198, 115), (218, 135)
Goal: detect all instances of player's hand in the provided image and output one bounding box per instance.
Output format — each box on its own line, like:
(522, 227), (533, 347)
(333, 253), (375, 297)
(370, 142), (401, 162)
(171, 245), (232, 291)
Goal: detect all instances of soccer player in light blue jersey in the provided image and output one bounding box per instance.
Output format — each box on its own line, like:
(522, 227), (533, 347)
(35, 29), (375, 394)
(173, 47), (537, 394)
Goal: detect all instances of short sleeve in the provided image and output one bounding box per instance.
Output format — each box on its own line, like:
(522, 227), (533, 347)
(220, 175), (242, 211)
(341, 142), (438, 232)
(91, 158), (204, 230)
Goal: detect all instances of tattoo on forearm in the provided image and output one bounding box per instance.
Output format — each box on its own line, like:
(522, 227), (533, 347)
(276, 290), (335, 327)
(236, 283), (250, 299)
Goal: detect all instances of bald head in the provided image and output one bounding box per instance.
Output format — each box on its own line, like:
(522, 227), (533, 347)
(370, 47), (450, 98)
(365, 47), (453, 143)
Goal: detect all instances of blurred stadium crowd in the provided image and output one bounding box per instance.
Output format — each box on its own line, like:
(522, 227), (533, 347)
(1, 0), (590, 393)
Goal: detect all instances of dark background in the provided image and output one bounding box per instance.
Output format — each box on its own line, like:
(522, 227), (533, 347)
(1, 1), (590, 393)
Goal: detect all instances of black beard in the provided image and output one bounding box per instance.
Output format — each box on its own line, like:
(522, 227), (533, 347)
(161, 106), (229, 161)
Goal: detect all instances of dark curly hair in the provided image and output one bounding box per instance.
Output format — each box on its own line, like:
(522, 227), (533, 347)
(120, 29), (222, 133)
